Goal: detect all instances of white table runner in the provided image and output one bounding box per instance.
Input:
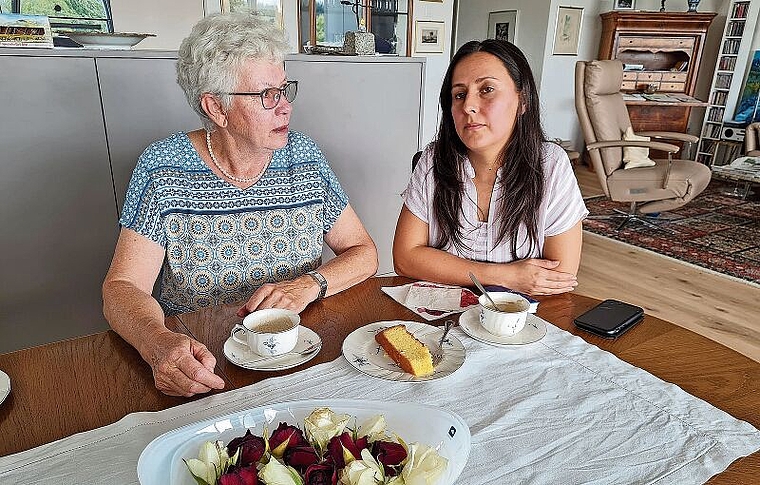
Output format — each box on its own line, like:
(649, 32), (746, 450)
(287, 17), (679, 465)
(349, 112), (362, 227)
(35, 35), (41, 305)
(1, 318), (759, 484)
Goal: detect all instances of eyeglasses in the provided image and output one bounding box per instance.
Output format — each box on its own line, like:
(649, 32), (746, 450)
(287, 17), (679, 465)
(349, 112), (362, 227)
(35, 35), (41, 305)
(223, 80), (298, 109)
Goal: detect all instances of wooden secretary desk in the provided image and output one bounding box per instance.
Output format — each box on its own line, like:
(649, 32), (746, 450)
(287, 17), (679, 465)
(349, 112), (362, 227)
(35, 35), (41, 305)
(599, 11), (716, 134)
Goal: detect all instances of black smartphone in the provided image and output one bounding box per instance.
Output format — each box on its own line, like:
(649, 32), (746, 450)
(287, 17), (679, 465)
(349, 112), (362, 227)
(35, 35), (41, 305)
(573, 299), (644, 338)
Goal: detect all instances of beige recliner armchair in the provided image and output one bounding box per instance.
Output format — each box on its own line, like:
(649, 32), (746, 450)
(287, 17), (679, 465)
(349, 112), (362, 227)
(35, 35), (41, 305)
(745, 122), (760, 156)
(575, 60), (712, 230)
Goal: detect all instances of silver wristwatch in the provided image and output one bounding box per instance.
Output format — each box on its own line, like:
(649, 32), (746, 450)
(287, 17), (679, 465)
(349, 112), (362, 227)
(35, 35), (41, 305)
(306, 270), (328, 300)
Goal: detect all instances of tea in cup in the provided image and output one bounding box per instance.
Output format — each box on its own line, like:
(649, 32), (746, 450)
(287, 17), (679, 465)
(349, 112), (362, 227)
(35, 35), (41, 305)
(231, 308), (300, 357)
(479, 293), (531, 337)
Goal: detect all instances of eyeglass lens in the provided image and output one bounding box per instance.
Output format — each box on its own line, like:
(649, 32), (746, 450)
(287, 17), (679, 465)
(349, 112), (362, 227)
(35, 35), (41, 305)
(262, 81), (298, 109)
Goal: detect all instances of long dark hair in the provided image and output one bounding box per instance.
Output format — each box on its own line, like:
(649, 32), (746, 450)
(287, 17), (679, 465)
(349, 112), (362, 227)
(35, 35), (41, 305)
(432, 39), (546, 260)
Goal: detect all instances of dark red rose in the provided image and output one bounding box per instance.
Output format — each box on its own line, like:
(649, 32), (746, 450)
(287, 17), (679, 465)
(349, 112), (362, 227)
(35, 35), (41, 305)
(372, 440), (407, 476)
(227, 430), (266, 466)
(218, 464), (259, 485)
(327, 432), (369, 468)
(270, 422), (308, 451)
(303, 463), (338, 485)
(283, 445), (320, 472)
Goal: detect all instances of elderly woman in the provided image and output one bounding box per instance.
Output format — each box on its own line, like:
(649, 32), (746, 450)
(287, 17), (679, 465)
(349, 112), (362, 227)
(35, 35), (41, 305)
(102, 12), (378, 397)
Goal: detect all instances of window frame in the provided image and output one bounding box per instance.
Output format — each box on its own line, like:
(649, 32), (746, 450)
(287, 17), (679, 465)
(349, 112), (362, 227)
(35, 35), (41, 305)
(299, 0), (413, 56)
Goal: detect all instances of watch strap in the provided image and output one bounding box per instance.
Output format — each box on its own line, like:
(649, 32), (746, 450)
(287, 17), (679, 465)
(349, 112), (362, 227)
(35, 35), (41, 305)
(306, 270), (328, 300)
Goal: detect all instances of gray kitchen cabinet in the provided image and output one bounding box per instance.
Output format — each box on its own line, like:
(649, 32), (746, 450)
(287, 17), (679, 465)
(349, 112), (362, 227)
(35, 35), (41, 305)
(0, 55), (116, 352)
(97, 57), (200, 211)
(286, 56), (423, 274)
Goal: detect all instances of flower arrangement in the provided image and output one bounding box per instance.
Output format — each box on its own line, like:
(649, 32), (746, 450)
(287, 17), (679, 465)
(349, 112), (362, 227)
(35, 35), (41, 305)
(184, 407), (448, 485)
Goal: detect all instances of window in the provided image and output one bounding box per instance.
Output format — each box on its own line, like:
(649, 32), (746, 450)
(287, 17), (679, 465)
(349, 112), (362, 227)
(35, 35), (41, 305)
(0, 0), (113, 33)
(224, 0), (282, 27)
(299, 0), (411, 55)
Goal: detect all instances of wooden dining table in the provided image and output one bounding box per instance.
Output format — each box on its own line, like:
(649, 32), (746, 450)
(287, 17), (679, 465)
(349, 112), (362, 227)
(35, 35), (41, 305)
(0, 276), (758, 483)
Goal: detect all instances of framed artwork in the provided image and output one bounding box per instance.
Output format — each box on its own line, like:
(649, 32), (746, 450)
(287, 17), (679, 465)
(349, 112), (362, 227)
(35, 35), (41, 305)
(734, 50), (760, 123)
(613, 0), (636, 10)
(552, 6), (583, 56)
(414, 20), (445, 54)
(487, 10), (518, 44)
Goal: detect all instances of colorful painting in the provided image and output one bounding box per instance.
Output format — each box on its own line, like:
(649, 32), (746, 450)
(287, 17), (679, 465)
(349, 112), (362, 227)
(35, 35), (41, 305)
(734, 50), (760, 123)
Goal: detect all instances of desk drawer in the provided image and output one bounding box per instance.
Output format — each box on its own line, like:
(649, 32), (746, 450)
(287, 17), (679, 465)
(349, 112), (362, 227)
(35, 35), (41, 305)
(622, 81), (637, 90)
(660, 82), (685, 92)
(623, 72), (638, 80)
(662, 72), (688, 82)
(638, 72), (663, 81)
(619, 36), (695, 50)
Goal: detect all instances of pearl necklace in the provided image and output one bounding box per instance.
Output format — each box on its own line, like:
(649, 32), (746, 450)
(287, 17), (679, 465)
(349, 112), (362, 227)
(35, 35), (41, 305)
(206, 130), (266, 184)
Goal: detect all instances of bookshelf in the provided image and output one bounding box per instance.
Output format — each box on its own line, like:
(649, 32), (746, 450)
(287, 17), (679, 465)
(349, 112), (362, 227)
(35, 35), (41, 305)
(696, 0), (760, 165)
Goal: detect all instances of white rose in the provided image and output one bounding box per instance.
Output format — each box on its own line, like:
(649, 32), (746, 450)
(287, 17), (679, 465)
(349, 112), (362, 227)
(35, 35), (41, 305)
(399, 443), (448, 485)
(339, 449), (385, 485)
(184, 440), (232, 485)
(357, 414), (387, 442)
(304, 407), (351, 451)
(258, 457), (304, 485)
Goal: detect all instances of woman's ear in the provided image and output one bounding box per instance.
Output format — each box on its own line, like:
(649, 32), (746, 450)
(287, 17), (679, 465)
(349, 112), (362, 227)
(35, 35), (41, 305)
(518, 91), (528, 116)
(200, 93), (228, 128)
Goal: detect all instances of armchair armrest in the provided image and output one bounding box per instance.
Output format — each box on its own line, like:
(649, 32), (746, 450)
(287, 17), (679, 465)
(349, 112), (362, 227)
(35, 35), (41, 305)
(586, 140), (680, 153)
(746, 123), (760, 153)
(636, 131), (699, 144)
(586, 140), (676, 189)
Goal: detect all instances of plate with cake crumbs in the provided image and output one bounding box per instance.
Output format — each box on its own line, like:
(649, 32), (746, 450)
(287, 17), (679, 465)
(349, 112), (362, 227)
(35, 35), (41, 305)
(342, 321), (465, 382)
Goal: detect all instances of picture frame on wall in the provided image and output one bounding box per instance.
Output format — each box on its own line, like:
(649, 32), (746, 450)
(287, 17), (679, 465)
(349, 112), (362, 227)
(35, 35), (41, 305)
(613, 0), (636, 10)
(414, 20), (445, 54)
(552, 6), (583, 56)
(487, 10), (518, 44)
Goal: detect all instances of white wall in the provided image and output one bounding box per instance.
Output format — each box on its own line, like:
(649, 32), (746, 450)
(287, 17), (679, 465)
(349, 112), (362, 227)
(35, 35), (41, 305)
(454, 0), (551, 88)
(110, 0), (204, 50)
(413, 0), (455, 145)
(539, 0), (602, 149)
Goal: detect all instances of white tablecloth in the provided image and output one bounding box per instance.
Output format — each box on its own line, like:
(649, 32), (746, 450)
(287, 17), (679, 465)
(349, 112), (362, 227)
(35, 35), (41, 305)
(1, 318), (759, 484)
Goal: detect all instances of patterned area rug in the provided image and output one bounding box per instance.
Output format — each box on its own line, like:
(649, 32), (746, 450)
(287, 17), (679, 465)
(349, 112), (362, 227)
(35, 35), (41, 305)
(583, 180), (760, 284)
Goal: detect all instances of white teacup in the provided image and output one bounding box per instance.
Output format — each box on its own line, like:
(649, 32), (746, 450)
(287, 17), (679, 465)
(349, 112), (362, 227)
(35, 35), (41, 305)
(479, 293), (531, 337)
(231, 308), (300, 357)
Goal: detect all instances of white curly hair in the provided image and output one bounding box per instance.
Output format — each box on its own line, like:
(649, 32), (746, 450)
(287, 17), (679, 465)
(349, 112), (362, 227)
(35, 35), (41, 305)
(176, 11), (291, 130)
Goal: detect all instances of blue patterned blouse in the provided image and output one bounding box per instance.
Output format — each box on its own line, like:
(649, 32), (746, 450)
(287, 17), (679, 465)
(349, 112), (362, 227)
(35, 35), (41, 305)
(120, 131), (348, 315)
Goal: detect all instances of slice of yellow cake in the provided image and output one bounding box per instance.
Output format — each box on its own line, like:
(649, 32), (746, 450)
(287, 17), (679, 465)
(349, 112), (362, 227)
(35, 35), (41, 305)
(375, 325), (434, 376)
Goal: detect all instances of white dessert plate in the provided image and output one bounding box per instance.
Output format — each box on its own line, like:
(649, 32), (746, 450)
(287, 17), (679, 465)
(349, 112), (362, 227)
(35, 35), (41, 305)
(342, 321), (465, 381)
(137, 399), (470, 485)
(459, 307), (547, 346)
(223, 326), (321, 371)
(66, 32), (155, 49)
(0, 370), (9, 405)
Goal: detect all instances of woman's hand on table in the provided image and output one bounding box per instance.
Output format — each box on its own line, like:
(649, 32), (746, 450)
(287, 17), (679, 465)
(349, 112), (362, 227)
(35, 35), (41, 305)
(145, 331), (226, 397)
(236, 276), (320, 317)
(500, 259), (578, 296)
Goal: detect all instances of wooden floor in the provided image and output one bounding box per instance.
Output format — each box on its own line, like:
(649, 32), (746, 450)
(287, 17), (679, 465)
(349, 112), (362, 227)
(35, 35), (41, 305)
(574, 166), (760, 363)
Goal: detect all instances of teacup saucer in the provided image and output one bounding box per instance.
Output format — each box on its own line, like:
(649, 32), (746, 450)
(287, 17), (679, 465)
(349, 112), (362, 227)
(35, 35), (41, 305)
(224, 326), (322, 371)
(0, 370), (10, 405)
(459, 307), (547, 346)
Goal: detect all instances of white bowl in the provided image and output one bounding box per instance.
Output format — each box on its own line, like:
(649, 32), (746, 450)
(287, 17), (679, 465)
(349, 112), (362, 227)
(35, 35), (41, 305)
(138, 399), (470, 485)
(66, 32), (155, 49)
